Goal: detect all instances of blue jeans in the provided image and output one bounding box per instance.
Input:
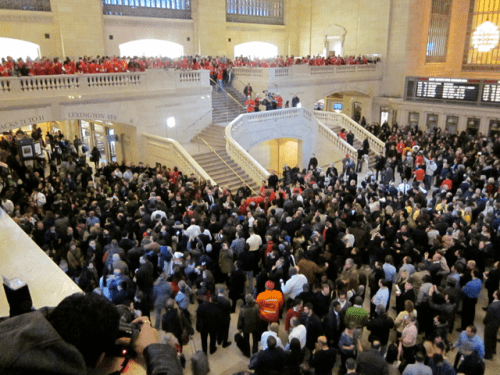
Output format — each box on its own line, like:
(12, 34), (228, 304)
(217, 79), (223, 91)
(424, 174), (433, 191)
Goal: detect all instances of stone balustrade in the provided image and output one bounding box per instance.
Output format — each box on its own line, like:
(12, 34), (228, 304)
(143, 133), (215, 185)
(314, 110), (386, 156)
(0, 69), (210, 100)
(226, 107), (360, 187)
(233, 63), (382, 82)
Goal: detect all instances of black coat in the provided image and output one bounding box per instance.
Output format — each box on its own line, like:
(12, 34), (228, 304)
(357, 349), (389, 375)
(366, 314), (394, 345)
(196, 300), (219, 333)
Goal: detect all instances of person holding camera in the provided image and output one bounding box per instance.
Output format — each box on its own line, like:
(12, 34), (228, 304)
(0, 293), (183, 375)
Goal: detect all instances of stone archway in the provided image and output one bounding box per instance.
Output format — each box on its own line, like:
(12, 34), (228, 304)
(0, 37), (40, 61)
(323, 24), (347, 57)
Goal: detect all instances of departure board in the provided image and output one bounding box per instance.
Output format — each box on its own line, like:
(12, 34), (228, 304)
(481, 80), (500, 103)
(415, 78), (480, 101)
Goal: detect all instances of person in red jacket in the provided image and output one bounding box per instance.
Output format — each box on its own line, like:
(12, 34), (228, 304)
(246, 96), (255, 112)
(274, 93), (283, 109)
(413, 166), (425, 182)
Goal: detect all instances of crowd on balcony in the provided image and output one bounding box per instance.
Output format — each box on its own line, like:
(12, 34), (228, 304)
(0, 119), (499, 374)
(0, 53), (379, 77)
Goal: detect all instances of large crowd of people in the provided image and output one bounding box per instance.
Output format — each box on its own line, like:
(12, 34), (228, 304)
(0, 118), (500, 375)
(0, 53), (378, 77)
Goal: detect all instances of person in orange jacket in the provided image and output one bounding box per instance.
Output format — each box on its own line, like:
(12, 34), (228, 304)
(256, 281), (284, 334)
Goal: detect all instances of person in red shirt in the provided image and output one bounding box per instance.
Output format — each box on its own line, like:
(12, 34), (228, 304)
(441, 176), (453, 190)
(339, 129), (347, 141)
(246, 96), (255, 112)
(414, 151), (424, 168)
(274, 94), (283, 109)
(413, 166), (425, 182)
(53, 58), (63, 75)
(285, 299), (304, 332)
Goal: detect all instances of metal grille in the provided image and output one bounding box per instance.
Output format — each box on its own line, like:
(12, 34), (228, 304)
(426, 0), (452, 63)
(226, 0), (284, 25)
(0, 0), (51, 12)
(462, 0), (500, 71)
(102, 0), (191, 19)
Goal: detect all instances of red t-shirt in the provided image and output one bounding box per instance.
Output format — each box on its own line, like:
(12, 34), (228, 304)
(414, 169), (425, 181)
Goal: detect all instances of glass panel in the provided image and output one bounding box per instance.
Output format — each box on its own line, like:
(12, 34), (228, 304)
(426, 0), (452, 62)
(467, 117), (480, 136)
(445, 115), (459, 134)
(489, 119), (500, 137)
(427, 114), (439, 132)
(0, 0), (51, 12)
(226, 0), (283, 25)
(463, 0), (500, 71)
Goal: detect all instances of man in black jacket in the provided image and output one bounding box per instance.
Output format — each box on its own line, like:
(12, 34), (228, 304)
(248, 335), (285, 374)
(217, 286), (233, 348)
(356, 341), (389, 375)
(484, 289), (500, 359)
(366, 305), (394, 347)
(299, 302), (324, 351)
(196, 293), (220, 354)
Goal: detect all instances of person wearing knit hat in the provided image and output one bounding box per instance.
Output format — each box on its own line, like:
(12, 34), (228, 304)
(255, 279), (284, 338)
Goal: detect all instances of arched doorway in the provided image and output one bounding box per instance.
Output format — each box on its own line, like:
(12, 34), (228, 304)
(119, 39), (184, 58)
(323, 25), (346, 57)
(234, 42), (278, 59)
(249, 138), (301, 176)
(0, 38), (40, 61)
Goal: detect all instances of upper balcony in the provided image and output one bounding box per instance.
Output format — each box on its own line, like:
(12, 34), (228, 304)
(232, 63), (382, 83)
(0, 69), (209, 105)
(232, 63), (384, 109)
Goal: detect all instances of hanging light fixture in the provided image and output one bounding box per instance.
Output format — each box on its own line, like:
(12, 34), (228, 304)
(472, 21), (500, 52)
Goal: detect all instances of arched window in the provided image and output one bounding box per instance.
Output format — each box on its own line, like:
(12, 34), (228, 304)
(0, 38), (40, 61)
(119, 39), (184, 58)
(234, 42), (278, 60)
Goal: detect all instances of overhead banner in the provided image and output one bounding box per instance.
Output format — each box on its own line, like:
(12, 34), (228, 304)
(0, 107), (52, 132)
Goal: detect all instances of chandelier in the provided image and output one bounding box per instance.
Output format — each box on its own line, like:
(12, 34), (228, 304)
(472, 21), (500, 52)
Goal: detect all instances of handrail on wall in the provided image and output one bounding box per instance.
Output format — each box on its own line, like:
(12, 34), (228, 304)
(313, 110), (385, 156)
(143, 133), (215, 185)
(210, 78), (246, 109)
(197, 136), (257, 196)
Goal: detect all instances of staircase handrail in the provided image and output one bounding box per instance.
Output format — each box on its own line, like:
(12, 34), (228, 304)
(210, 78), (246, 109)
(313, 110), (386, 156)
(225, 115), (270, 186)
(212, 111), (230, 124)
(197, 136), (257, 196)
(315, 116), (358, 158)
(187, 111), (213, 139)
(143, 133), (215, 185)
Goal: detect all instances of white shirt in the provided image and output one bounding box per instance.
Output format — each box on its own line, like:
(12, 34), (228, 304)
(288, 324), (307, 349)
(246, 233), (262, 251)
(184, 224), (201, 238)
(281, 274), (308, 299)
(32, 192), (46, 206)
